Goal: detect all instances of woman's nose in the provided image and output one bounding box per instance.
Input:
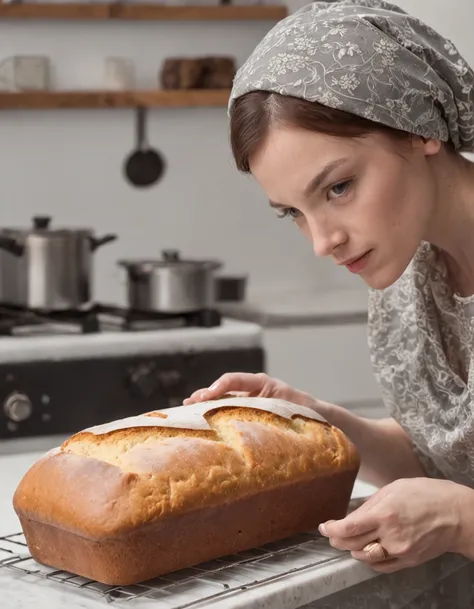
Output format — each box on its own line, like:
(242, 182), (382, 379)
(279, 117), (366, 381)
(311, 228), (347, 258)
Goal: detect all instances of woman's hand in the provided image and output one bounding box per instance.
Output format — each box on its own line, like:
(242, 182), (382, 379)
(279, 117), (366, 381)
(184, 372), (311, 405)
(183, 372), (335, 418)
(319, 477), (471, 573)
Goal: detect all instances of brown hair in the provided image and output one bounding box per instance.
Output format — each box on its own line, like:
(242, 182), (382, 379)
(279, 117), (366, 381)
(229, 91), (411, 173)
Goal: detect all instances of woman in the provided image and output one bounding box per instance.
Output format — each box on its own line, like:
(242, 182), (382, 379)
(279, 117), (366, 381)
(185, 0), (474, 573)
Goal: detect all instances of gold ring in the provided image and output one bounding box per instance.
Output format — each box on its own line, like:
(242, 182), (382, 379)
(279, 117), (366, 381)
(362, 541), (389, 563)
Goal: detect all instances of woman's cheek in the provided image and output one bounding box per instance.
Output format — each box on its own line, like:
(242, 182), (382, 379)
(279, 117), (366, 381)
(295, 216), (310, 239)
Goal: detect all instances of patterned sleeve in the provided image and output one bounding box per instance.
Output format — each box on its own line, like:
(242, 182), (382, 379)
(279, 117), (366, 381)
(367, 245), (474, 487)
(410, 441), (447, 480)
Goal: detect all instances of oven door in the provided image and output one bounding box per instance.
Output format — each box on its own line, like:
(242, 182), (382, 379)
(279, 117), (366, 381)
(0, 347), (265, 440)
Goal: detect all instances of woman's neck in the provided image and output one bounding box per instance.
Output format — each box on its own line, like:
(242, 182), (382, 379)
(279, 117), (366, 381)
(425, 151), (474, 296)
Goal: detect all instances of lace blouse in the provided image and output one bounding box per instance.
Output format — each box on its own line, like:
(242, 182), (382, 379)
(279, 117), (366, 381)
(368, 242), (474, 485)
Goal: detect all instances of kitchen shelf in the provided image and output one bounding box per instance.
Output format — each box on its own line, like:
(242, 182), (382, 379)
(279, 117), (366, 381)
(0, 88), (231, 110)
(0, 3), (288, 21)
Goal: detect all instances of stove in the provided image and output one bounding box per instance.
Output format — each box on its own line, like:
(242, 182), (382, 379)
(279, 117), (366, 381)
(0, 303), (222, 336)
(0, 304), (265, 445)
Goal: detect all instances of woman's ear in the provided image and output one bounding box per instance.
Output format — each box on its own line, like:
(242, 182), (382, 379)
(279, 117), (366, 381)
(413, 137), (442, 157)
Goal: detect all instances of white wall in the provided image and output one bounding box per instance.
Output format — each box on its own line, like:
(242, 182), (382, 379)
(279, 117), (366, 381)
(0, 1), (472, 408)
(0, 11), (356, 307)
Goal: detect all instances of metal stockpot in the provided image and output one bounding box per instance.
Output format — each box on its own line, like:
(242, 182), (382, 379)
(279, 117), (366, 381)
(118, 249), (222, 314)
(0, 216), (117, 311)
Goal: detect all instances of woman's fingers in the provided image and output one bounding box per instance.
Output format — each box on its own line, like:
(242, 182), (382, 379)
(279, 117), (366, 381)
(319, 509), (380, 553)
(183, 373), (270, 405)
(326, 530), (381, 552)
(182, 373), (321, 412)
(207, 372), (270, 396)
(352, 554), (400, 573)
(182, 388), (209, 405)
(320, 512), (379, 540)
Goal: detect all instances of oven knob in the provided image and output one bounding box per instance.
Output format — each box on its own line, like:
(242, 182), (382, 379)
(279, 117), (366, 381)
(158, 370), (182, 397)
(4, 392), (33, 422)
(158, 369), (181, 389)
(128, 363), (159, 397)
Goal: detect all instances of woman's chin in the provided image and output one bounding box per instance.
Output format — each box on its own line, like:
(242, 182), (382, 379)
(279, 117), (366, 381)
(362, 266), (406, 291)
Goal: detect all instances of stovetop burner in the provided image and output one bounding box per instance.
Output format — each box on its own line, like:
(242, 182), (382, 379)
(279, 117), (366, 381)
(0, 304), (222, 336)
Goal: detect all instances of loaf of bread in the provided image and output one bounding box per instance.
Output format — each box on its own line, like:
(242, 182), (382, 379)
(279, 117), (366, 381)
(160, 56), (236, 89)
(13, 397), (359, 586)
(160, 57), (203, 90)
(200, 56), (236, 89)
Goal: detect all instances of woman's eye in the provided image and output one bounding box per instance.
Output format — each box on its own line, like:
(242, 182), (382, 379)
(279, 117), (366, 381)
(329, 180), (352, 199)
(276, 207), (302, 220)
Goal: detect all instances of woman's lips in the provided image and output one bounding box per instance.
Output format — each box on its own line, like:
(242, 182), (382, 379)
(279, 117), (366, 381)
(345, 250), (372, 274)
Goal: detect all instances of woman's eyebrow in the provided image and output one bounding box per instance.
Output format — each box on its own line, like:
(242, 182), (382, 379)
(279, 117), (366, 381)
(303, 158), (350, 197)
(268, 157), (350, 207)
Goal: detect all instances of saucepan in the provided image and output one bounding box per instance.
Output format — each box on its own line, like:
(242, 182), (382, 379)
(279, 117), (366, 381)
(0, 216), (117, 311)
(118, 249), (223, 314)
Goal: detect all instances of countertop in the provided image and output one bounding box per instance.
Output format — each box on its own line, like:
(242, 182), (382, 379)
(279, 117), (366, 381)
(0, 318), (263, 364)
(218, 288), (369, 328)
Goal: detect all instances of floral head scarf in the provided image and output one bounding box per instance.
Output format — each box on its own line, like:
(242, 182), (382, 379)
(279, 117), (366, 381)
(229, 0), (474, 152)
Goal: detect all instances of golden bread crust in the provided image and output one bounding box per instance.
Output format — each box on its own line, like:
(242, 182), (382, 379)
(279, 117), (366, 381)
(13, 398), (360, 584)
(15, 405), (358, 539)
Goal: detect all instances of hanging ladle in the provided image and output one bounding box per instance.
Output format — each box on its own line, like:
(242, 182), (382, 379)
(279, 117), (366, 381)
(124, 106), (166, 188)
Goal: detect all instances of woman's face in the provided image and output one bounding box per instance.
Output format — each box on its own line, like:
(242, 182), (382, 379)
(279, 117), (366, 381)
(250, 125), (441, 290)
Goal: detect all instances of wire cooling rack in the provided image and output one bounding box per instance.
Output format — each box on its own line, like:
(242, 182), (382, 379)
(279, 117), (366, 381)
(0, 530), (345, 607)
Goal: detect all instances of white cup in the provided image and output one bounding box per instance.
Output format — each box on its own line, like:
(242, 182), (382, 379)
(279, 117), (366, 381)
(104, 57), (136, 90)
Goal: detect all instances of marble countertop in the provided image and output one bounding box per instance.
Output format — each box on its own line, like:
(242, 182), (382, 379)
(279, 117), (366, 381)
(0, 448), (380, 609)
(218, 288), (368, 328)
(0, 318), (263, 364)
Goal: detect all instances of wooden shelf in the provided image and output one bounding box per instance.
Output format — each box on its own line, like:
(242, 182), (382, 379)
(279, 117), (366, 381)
(0, 89), (231, 109)
(0, 3), (288, 21)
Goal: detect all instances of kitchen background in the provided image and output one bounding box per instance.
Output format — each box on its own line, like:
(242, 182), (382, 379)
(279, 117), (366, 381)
(0, 0), (473, 418)
(2, 4), (474, 605)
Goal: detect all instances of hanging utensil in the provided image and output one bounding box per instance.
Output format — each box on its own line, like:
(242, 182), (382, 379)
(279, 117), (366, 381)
(124, 106), (166, 188)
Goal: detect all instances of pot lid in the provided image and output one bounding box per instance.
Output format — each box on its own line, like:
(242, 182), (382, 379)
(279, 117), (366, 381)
(118, 249), (222, 271)
(0, 216), (93, 236)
